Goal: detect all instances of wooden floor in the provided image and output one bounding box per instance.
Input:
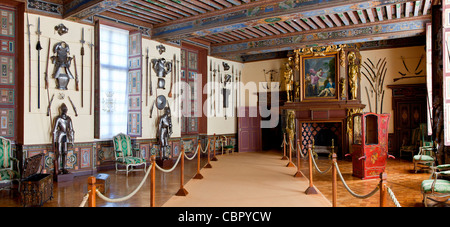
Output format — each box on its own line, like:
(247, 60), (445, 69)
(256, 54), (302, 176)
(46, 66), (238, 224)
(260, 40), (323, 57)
(0, 150), (446, 207)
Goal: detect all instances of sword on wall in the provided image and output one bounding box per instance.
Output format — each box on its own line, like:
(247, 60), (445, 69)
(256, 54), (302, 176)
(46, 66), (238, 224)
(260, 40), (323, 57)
(68, 96), (78, 117)
(80, 28), (85, 107)
(36, 17), (42, 109)
(73, 55), (80, 91)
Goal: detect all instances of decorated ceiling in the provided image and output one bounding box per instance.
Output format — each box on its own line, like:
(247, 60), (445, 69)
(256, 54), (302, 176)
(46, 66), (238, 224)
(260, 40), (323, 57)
(28, 0), (432, 61)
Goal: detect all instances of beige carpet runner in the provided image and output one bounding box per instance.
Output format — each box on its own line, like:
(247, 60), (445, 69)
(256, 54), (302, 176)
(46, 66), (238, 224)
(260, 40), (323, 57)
(162, 151), (331, 207)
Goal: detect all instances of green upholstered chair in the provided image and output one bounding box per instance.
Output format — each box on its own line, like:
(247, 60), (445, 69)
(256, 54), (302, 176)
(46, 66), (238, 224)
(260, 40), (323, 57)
(399, 126), (421, 160)
(220, 135), (235, 155)
(421, 164), (450, 207)
(113, 133), (146, 176)
(413, 123), (435, 173)
(0, 136), (20, 190)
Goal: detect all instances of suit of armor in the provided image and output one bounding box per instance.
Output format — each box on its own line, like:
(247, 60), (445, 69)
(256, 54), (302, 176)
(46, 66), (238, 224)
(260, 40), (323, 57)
(52, 103), (74, 174)
(51, 41), (74, 90)
(158, 106), (172, 160)
(152, 58), (172, 89)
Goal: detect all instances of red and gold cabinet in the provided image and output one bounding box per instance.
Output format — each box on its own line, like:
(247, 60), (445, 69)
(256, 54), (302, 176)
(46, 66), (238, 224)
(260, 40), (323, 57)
(349, 113), (393, 179)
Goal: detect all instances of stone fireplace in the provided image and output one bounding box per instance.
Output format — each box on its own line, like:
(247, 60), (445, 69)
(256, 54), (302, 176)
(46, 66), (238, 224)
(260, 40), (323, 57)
(281, 99), (365, 158)
(300, 122), (341, 155)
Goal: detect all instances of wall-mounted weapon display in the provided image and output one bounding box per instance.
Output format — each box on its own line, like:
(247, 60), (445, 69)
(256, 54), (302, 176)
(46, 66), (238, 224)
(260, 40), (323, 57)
(80, 28), (85, 108)
(51, 41), (74, 90)
(262, 69), (280, 90)
(393, 55), (425, 82)
(54, 23), (68, 36)
(36, 17), (42, 109)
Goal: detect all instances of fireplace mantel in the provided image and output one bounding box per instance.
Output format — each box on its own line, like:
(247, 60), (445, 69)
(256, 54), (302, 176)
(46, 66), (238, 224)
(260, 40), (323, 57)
(281, 100), (365, 122)
(280, 100), (365, 158)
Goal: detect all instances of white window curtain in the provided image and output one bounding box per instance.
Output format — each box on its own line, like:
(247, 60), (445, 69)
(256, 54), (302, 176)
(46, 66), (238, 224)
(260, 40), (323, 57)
(99, 25), (129, 139)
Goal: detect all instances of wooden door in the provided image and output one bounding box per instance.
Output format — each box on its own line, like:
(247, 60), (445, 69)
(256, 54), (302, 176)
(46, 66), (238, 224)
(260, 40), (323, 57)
(238, 106), (261, 152)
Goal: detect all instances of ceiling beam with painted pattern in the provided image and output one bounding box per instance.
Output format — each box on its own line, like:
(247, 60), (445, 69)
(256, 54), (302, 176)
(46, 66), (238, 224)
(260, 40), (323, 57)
(210, 15), (430, 56)
(151, 0), (423, 41)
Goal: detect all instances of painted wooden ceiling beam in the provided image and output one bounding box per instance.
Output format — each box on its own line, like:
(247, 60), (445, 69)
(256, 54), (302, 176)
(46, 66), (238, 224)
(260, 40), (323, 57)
(152, 0), (420, 41)
(210, 15), (430, 56)
(64, 0), (132, 20)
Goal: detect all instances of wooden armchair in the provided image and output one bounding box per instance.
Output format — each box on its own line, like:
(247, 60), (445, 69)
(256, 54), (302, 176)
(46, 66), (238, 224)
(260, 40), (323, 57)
(421, 164), (450, 207)
(113, 133), (146, 176)
(0, 136), (20, 191)
(413, 123), (435, 173)
(399, 127), (421, 160)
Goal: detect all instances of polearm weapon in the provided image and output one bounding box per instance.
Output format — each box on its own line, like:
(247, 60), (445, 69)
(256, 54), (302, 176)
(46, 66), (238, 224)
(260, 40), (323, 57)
(146, 47), (149, 106)
(46, 94), (54, 117)
(168, 55), (174, 98)
(26, 13), (33, 112)
(88, 41), (94, 115)
(73, 55), (79, 91)
(177, 58), (180, 123)
(36, 17), (42, 109)
(80, 28), (85, 107)
(149, 56), (153, 96)
(45, 38), (52, 122)
(209, 59), (213, 116)
(44, 38), (50, 89)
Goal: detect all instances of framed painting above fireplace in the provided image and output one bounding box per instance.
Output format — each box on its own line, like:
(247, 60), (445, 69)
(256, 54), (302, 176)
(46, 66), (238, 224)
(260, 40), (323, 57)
(301, 53), (339, 101)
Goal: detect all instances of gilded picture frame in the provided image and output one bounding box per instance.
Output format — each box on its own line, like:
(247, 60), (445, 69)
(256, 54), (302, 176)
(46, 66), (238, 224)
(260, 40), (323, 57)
(300, 52), (339, 101)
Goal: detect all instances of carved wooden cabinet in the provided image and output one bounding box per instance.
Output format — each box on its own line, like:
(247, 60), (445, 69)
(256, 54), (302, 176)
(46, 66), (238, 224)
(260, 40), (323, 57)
(387, 84), (427, 156)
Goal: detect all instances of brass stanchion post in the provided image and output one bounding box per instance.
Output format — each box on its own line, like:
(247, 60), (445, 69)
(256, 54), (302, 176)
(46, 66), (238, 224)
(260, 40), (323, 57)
(88, 176), (96, 207)
(205, 136), (212, 168)
(332, 152), (337, 207)
(150, 155), (156, 207)
(176, 145), (188, 196)
(211, 133), (218, 161)
(281, 133), (288, 160)
(380, 172), (388, 207)
(286, 137), (295, 167)
(193, 139), (204, 179)
(305, 144), (318, 195)
(294, 138), (303, 177)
